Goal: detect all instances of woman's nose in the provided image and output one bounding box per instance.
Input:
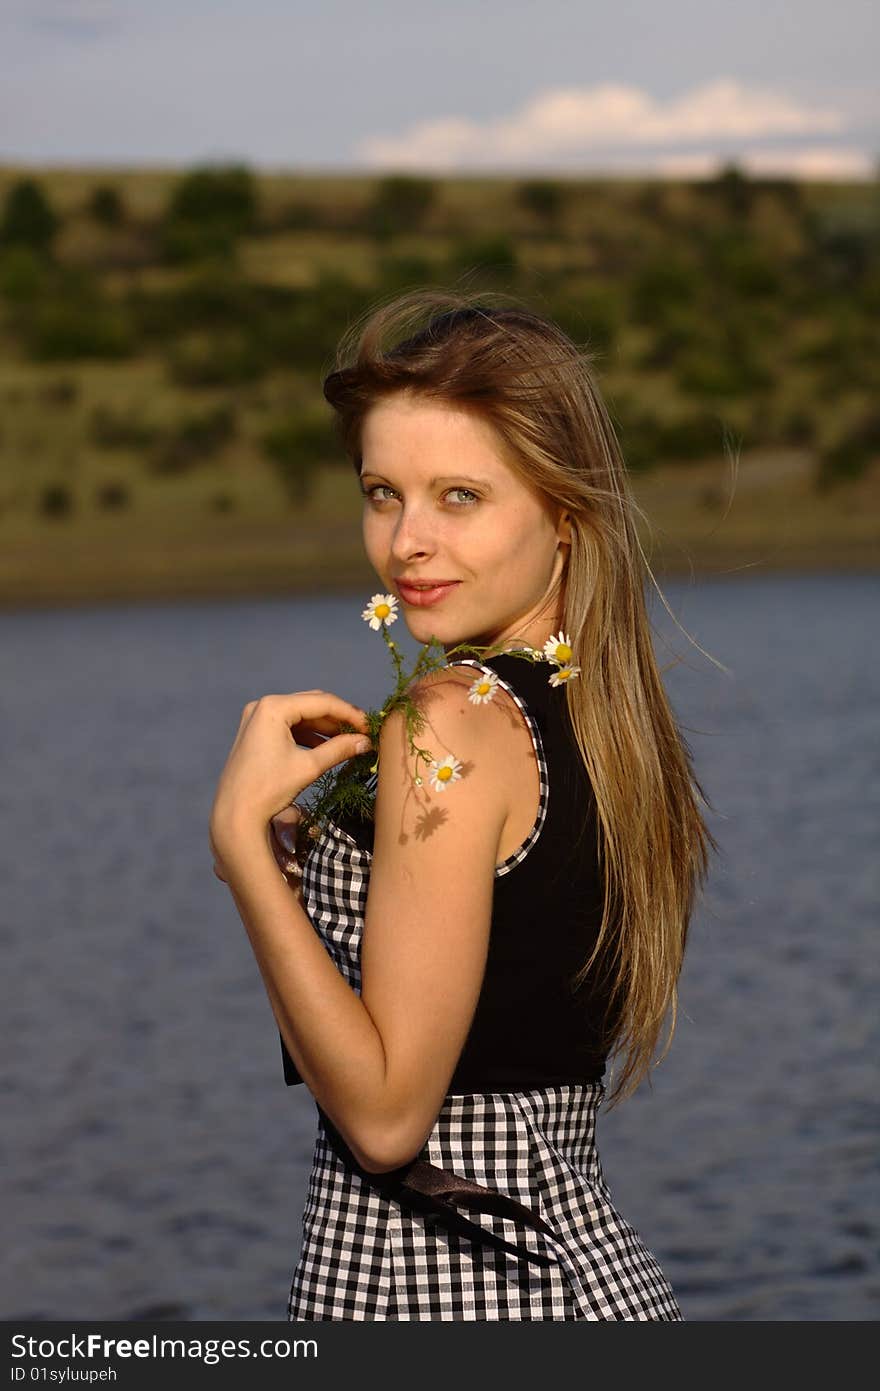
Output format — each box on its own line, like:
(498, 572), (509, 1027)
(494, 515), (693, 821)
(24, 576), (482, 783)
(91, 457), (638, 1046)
(390, 504), (435, 560)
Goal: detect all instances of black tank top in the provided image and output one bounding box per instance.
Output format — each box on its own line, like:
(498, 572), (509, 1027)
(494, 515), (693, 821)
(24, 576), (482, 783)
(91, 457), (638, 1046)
(280, 651), (612, 1092)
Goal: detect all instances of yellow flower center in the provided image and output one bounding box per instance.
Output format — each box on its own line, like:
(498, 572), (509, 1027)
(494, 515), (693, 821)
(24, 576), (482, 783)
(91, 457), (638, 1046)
(558, 667), (573, 681)
(436, 765), (453, 781)
(374, 602), (390, 619)
(477, 682), (491, 695)
(555, 642), (572, 662)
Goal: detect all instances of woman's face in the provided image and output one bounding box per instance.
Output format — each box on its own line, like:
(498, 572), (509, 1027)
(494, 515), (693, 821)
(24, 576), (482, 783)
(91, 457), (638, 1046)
(359, 392), (570, 654)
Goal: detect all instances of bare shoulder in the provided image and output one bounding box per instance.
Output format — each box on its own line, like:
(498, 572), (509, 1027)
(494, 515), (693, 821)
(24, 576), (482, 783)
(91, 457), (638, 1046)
(409, 660), (533, 746)
(378, 663), (529, 805)
(369, 662), (531, 845)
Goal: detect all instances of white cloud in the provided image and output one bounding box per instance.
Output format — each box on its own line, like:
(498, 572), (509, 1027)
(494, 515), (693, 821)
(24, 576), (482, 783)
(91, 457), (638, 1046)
(658, 146), (874, 180)
(355, 78), (851, 171)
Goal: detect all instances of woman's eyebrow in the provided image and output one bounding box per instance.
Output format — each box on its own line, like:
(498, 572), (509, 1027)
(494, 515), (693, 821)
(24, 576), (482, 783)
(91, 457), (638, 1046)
(359, 471), (494, 490)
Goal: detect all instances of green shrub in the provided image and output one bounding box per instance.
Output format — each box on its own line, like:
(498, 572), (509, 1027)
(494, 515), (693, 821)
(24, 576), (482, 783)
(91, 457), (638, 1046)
(127, 265), (274, 340)
(166, 163), (258, 231)
(694, 162), (755, 219)
(637, 318), (695, 370)
(90, 405), (160, 451)
(262, 274), (372, 369)
(757, 177), (803, 217)
(677, 347), (773, 398)
(159, 220), (239, 266)
(0, 246), (46, 302)
(518, 180), (566, 224)
(261, 410), (335, 505)
(659, 411), (728, 461)
(616, 403), (725, 469)
(148, 405), (237, 474)
(94, 479), (130, 510)
(88, 185), (125, 227)
(209, 490), (236, 513)
(631, 258), (697, 324)
(41, 378), (79, 407)
(365, 176), (436, 239)
(276, 200), (322, 232)
(781, 408), (815, 447)
(811, 218), (880, 290)
(816, 408), (880, 489)
(0, 179), (58, 255)
(38, 482), (73, 518)
(633, 184), (672, 221)
(375, 253), (436, 295)
(544, 286), (618, 353)
(158, 162), (258, 265)
(28, 298), (134, 360)
(165, 330), (267, 386)
(713, 238), (782, 298)
(447, 235), (518, 282)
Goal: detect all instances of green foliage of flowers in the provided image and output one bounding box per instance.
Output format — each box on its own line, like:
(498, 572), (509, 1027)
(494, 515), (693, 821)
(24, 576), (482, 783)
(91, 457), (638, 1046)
(290, 596), (575, 868)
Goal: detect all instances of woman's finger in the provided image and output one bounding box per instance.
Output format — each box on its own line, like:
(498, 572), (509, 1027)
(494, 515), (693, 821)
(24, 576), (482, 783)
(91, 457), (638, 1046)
(299, 730), (375, 783)
(261, 692), (371, 734)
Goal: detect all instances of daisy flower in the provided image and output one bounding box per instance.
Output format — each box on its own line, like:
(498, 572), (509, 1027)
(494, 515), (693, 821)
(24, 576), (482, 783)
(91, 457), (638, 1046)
(467, 670), (499, 705)
(543, 631), (574, 666)
(548, 664), (581, 687)
(362, 593), (399, 630)
(427, 753), (463, 792)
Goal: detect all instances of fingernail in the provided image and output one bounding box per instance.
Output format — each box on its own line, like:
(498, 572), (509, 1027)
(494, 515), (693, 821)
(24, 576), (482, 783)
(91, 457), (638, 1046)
(354, 737), (372, 754)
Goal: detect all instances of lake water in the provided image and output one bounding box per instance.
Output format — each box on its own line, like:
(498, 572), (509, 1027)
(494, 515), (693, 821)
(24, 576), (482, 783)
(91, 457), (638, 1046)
(2, 573), (877, 1321)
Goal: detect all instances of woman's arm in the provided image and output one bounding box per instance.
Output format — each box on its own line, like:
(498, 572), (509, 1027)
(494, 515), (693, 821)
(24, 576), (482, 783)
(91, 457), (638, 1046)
(219, 668), (517, 1173)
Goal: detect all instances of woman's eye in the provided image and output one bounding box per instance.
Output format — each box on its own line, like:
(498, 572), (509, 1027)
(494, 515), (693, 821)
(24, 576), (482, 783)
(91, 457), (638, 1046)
(360, 484), (479, 506)
(362, 484), (396, 503)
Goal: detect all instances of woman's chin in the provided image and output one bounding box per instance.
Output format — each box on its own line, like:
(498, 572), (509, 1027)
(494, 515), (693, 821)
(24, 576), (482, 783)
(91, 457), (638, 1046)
(404, 617), (475, 651)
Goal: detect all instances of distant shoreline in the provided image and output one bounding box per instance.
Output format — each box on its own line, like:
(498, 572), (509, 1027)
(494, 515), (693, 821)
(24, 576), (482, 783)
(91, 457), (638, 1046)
(2, 540), (877, 613)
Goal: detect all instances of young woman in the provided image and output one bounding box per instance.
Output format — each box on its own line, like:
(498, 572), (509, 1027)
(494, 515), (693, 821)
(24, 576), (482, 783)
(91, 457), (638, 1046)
(209, 291), (716, 1320)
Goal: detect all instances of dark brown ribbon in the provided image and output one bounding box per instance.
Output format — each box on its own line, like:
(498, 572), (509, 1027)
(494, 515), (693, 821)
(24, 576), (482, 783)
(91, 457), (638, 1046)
(317, 1108), (557, 1269)
(398, 1159), (556, 1236)
(393, 1158), (558, 1268)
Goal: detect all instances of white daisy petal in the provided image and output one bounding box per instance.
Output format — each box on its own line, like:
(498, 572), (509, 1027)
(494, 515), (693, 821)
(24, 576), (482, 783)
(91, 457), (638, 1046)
(467, 670), (500, 705)
(361, 593), (400, 629)
(543, 631), (574, 666)
(427, 753), (463, 792)
(548, 664), (581, 688)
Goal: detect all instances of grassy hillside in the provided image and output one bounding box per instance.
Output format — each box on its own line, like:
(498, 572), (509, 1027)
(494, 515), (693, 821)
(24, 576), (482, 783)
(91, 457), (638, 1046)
(1, 164), (877, 607)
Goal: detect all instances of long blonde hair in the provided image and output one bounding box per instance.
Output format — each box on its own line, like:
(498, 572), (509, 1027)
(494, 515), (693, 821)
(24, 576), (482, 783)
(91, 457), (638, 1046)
(322, 287), (719, 1106)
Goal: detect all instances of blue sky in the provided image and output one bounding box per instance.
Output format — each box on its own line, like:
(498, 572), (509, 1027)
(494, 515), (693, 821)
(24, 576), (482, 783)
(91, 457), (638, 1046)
(1, 0), (877, 176)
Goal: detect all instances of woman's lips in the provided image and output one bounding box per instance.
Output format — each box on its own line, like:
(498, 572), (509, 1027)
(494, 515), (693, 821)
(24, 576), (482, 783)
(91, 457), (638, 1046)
(396, 581), (461, 608)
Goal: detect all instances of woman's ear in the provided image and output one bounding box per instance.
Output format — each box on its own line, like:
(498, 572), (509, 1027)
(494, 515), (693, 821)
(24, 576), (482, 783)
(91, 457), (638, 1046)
(557, 511), (572, 546)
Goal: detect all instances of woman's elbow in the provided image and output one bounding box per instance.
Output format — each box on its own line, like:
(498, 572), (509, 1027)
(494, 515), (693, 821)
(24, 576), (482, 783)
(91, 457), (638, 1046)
(351, 1119), (426, 1175)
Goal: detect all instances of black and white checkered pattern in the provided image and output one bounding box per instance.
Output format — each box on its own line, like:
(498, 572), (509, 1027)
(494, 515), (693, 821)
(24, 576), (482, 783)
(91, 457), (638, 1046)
(287, 660), (682, 1321)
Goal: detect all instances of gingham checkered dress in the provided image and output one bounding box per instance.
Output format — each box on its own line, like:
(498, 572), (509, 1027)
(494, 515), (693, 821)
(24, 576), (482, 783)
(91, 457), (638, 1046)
(285, 657), (683, 1321)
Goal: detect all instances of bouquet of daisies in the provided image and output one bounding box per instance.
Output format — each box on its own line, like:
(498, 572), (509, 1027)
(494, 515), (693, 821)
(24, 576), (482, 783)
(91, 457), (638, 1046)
(276, 593), (579, 874)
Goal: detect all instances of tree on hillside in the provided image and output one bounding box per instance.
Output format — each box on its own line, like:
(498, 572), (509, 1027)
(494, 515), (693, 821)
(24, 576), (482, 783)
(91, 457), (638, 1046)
(167, 163), (257, 226)
(88, 184), (126, 227)
(261, 410), (336, 507)
(518, 179), (566, 226)
(696, 161), (755, 219)
(366, 175), (436, 240)
(161, 163), (258, 263)
(0, 179), (59, 256)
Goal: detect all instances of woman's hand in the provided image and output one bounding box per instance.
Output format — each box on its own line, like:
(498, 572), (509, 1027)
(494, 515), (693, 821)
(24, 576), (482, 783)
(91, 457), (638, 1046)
(209, 690), (372, 870)
(213, 803), (305, 885)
